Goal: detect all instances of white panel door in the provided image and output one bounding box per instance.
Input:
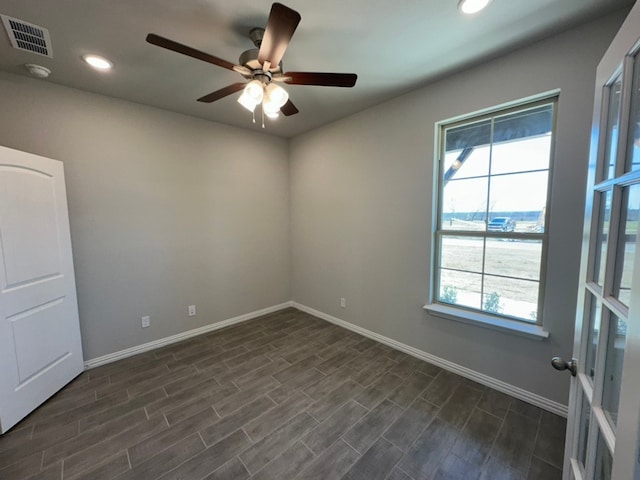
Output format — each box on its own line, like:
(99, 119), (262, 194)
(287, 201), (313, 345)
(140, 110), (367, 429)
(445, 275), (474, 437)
(0, 145), (83, 434)
(561, 3), (640, 479)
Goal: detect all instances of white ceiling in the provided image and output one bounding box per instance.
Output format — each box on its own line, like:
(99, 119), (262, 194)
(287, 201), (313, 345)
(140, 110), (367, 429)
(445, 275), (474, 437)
(0, 0), (633, 138)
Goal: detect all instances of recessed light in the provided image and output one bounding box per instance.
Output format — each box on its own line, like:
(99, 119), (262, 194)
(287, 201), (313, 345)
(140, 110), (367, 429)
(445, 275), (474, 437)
(458, 0), (491, 15)
(82, 54), (113, 71)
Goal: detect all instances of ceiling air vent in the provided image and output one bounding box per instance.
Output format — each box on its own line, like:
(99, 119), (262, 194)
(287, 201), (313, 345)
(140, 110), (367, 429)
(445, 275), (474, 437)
(1, 14), (52, 57)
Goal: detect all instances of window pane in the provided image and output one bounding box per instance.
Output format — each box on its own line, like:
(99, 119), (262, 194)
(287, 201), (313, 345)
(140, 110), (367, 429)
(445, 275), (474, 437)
(439, 269), (482, 309)
(482, 275), (539, 322)
(602, 311), (626, 429)
(593, 190), (612, 287)
(491, 134), (552, 176)
(440, 236), (483, 273)
(484, 238), (541, 281)
(613, 184), (640, 307)
(488, 171), (548, 229)
(594, 430), (613, 480)
(584, 293), (601, 383)
(493, 104), (553, 141)
(577, 392), (591, 470)
(626, 56), (640, 173)
(445, 118), (491, 151)
(443, 147), (490, 180)
(491, 103), (553, 174)
(442, 177), (488, 231)
(436, 99), (554, 325)
(604, 77), (622, 179)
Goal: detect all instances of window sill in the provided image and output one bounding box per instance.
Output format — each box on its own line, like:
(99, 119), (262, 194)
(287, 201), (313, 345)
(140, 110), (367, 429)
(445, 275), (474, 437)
(423, 303), (550, 340)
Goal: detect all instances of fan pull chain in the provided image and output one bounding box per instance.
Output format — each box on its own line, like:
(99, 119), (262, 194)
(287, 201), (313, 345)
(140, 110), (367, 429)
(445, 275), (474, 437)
(261, 107), (265, 129)
(252, 110), (256, 124)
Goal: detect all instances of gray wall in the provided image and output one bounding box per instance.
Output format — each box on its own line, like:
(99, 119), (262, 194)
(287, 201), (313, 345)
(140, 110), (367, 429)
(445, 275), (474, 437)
(0, 8), (627, 404)
(0, 72), (290, 360)
(289, 11), (626, 404)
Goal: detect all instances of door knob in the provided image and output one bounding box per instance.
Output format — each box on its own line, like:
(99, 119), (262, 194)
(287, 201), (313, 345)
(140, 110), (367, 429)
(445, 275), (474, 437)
(551, 357), (577, 377)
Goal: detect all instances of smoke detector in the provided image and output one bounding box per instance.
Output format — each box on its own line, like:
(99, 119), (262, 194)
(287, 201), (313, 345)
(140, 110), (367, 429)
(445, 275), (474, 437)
(25, 63), (51, 78)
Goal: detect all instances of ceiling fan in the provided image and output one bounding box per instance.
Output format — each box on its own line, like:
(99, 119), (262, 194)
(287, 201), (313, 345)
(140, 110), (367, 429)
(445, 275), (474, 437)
(146, 2), (357, 124)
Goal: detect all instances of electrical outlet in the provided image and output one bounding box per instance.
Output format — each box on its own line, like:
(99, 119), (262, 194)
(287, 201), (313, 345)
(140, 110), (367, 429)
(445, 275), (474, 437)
(188, 305), (196, 317)
(141, 315), (150, 328)
(340, 297), (346, 308)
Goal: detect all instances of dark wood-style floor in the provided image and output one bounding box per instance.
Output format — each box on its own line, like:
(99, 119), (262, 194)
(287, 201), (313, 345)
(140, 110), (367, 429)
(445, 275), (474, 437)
(0, 308), (566, 480)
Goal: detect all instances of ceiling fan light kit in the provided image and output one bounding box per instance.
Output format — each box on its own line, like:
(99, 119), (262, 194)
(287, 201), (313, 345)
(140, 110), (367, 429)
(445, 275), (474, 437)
(146, 2), (357, 126)
(236, 79), (289, 116)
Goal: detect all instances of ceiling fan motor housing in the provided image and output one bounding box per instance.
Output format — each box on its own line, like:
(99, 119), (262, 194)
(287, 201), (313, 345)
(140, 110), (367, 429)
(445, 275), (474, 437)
(249, 28), (264, 48)
(239, 47), (282, 76)
(239, 48), (261, 71)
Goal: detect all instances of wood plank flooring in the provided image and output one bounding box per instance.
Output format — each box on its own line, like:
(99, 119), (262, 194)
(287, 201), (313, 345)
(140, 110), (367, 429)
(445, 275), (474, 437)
(0, 308), (566, 480)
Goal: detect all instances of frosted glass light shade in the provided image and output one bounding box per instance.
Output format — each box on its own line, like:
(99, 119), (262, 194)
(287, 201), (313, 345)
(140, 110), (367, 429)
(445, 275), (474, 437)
(238, 91), (258, 112)
(244, 80), (264, 103)
(265, 83), (289, 107)
(262, 98), (281, 115)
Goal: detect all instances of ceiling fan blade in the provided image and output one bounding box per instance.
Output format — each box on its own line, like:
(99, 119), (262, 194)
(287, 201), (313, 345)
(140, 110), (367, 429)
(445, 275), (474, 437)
(280, 99), (299, 116)
(283, 72), (357, 87)
(146, 33), (240, 72)
(232, 65), (252, 76)
(258, 3), (301, 70)
(197, 83), (246, 103)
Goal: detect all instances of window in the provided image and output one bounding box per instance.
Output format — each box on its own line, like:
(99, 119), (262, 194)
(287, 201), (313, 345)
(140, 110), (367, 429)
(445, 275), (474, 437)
(432, 97), (557, 326)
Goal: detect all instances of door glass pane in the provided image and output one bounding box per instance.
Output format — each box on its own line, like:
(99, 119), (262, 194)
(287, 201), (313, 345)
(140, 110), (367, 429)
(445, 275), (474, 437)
(627, 57), (640, 173)
(594, 431), (613, 480)
(602, 310), (627, 429)
(577, 392), (591, 470)
(593, 190), (613, 286)
(613, 184), (640, 307)
(604, 77), (622, 180)
(584, 293), (602, 382)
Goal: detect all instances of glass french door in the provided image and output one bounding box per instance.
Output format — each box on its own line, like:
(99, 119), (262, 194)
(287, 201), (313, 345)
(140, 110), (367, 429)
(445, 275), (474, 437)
(563, 4), (640, 480)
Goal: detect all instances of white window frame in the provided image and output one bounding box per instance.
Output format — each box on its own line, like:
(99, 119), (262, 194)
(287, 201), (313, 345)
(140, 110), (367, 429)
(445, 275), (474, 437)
(424, 94), (559, 340)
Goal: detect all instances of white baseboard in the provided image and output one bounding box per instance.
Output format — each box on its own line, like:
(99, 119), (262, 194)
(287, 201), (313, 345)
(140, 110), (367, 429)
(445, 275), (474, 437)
(84, 299), (568, 417)
(84, 301), (294, 369)
(292, 302), (568, 418)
